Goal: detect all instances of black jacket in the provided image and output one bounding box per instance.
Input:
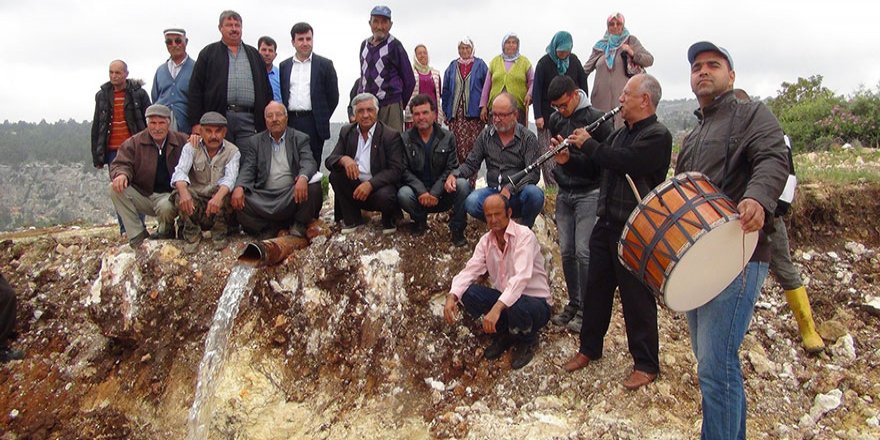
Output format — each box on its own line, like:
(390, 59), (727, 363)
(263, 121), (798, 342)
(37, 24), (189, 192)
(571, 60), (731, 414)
(548, 102), (613, 191)
(90, 79), (150, 167)
(582, 114), (672, 224)
(279, 54), (340, 141)
(188, 41), (273, 132)
(235, 128), (317, 191)
(400, 123), (458, 197)
(532, 53), (589, 122)
(325, 122), (404, 191)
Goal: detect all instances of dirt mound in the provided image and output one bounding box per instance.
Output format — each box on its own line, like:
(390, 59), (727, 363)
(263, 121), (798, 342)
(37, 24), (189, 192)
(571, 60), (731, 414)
(0, 184), (878, 439)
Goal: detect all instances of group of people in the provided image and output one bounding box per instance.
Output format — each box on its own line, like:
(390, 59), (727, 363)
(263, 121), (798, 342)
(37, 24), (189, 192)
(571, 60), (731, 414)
(82, 5), (827, 439)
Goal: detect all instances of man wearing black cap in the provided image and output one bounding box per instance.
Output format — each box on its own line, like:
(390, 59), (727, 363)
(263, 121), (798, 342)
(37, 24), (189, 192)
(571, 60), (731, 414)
(110, 104), (188, 247)
(677, 41), (789, 439)
(152, 28), (194, 134)
(171, 112), (240, 253)
(357, 5), (416, 131)
(188, 10), (273, 144)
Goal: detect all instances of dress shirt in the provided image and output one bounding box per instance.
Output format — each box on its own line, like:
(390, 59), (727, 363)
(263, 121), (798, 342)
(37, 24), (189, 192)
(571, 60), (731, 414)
(288, 54), (313, 111)
(450, 220), (552, 307)
(268, 65), (282, 102)
(166, 56), (189, 79)
(171, 141), (240, 190)
(355, 123), (375, 181)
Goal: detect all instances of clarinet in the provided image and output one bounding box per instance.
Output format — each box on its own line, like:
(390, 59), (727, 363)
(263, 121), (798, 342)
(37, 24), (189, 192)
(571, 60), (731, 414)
(506, 106), (621, 188)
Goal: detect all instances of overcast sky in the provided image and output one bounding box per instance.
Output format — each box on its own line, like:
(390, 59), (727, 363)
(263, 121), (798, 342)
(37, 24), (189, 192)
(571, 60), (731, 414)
(2, 0), (879, 124)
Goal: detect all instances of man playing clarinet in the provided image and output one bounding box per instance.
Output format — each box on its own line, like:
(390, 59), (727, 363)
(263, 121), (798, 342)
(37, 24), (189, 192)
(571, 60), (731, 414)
(560, 73), (672, 391)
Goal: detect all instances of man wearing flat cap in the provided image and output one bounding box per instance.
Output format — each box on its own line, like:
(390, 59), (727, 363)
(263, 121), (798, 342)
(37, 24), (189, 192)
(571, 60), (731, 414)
(677, 41), (789, 439)
(171, 112), (240, 252)
(110, 104), (188, 247)
(231, 101), (322, 238)
(152, 28), (194, 134)
(356, 5), (416, 131)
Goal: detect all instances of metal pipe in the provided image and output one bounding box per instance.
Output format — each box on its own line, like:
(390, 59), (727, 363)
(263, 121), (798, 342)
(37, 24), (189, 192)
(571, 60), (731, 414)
(238, 235), (310, 267)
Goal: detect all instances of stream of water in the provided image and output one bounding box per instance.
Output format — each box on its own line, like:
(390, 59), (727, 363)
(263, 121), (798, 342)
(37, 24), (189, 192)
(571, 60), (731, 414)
(186, 263), (256, 440)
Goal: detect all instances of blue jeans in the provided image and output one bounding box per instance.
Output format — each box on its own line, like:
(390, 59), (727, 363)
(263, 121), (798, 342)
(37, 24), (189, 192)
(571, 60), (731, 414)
(687, 261), (769, 440)
(397, 178), (470, 232)
(555, 188), (599, 310)
(460, 284), (551, 343)
(464, 184), (545, 228)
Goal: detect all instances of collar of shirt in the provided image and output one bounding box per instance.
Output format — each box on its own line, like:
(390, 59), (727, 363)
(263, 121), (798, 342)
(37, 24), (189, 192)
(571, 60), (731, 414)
(198, 139), (227, 155)
(488, 123), (525, 145)
(293, 53), (313, 64)
(269, 131), (286, 152)
(153, 137), (167, 152)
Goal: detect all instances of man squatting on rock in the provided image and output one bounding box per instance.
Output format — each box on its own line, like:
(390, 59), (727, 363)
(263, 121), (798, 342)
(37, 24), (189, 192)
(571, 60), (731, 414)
(444, 194), (552, 370)
(170, 112), (240, 253)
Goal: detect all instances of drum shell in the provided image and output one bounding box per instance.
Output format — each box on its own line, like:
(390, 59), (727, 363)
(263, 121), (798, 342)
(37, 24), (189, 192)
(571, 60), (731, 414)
(618, 172), (741, 303)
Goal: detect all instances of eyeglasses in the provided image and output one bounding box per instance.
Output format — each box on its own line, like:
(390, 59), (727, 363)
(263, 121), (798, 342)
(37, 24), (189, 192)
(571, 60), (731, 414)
(550, 95), (574, 111)
(491, 110), (516, 119)
(165, 37), (184, 45)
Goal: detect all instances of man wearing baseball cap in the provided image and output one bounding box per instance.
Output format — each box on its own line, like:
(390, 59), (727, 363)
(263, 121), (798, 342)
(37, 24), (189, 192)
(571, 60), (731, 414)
(110, 104), (188, 247)
(171, 112), (240, 253)
(356, 5), (416, 131)
(677, 41), (789, 439)
(152, 28), (194, 134)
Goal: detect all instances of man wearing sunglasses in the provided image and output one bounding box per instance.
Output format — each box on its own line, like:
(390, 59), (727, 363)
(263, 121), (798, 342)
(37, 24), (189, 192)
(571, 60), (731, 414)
(151, 28), (194, 134)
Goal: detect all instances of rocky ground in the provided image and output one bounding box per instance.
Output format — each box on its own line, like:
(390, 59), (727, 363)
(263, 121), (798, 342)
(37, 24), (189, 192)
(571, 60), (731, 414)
(0, 183), (878, 440)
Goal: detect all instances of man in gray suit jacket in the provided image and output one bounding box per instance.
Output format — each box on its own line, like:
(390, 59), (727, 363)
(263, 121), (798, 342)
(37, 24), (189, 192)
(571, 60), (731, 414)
(231, 101), (322, 237)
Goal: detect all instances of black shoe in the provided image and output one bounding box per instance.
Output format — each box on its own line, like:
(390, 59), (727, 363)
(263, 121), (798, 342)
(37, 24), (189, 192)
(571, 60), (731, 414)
(129, 230), (149, 248)
(551, 304), (578, 326)
(0, 347), (24, 363)
(451, 229), (467, 247)
(511, 340), (538, 370)
(149, 230), (175, 240)
(381, 216), (397, 235)
(411, 221), (427, 236)
(484, 335), (513, 360)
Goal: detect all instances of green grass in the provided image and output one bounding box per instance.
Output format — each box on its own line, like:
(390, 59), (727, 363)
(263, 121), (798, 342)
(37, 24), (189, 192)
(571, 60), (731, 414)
(795, 147), (880, 184)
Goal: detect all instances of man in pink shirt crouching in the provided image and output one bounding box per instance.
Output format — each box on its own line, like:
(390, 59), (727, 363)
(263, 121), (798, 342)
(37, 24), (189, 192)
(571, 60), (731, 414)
(444, 193), (552, 369)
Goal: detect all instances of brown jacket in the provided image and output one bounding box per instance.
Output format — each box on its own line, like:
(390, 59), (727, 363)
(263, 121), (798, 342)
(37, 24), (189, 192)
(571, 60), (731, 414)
(110, 129), (187, 197)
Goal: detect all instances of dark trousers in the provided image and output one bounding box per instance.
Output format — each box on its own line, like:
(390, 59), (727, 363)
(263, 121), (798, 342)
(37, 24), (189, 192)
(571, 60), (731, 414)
(329, 171), (399, 226)
(236, 182), (322, 236)
(289, 114), (325, 166)
(0, 274), (17, 346)
(460, 284), (551, 344)
(579, 220), (660, 374)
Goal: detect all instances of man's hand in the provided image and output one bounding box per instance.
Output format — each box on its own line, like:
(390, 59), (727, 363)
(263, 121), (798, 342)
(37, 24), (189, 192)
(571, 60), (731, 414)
(111, 175), (128, 193)
(443, 294), (459, 325)
(187, 133), (201, 148)
(535, 117), (544, 130)
(567, 127), (592, 149)
(418, 192), (439, 208)
(738, 198), (765, 233)
(445, 174), (459, 193)
(340, 156), (360, 180)
(231, 187), (246, 211)
(206, 193), (224, 216)
(523, 94), (532, 108)
(177, 188), (195, 217)
(353, 181), (373, 201)
(500, 186), (512, 200)
(555, 146), (571, 165)
(293, 176), (308, 203)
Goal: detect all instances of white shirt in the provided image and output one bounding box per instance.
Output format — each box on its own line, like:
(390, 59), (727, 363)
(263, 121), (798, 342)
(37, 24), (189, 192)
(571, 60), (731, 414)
(166, 56), (189, 79)
(355, 124), (375, 182)
(288, 54), (312, 111)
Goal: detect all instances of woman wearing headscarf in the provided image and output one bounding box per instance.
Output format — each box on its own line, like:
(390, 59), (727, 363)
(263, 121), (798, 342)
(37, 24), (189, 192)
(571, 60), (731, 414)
(480, 33), (534, 125)
(405, 44), (444, 129)
(442, 38), (489, 177)
(583, 12), (653, 128)
(532, 31), (590, 186)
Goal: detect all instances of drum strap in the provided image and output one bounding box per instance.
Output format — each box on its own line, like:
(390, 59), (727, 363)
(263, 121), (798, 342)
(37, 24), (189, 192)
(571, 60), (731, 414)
(720, 105), (740, 194)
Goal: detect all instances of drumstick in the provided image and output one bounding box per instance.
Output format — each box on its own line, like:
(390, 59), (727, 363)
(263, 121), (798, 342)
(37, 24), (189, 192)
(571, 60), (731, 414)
(625, 174), (642, 201)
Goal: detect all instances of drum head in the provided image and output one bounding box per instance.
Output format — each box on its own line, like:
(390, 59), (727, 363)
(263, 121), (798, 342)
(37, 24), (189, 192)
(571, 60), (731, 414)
(662, 220), (758, 312)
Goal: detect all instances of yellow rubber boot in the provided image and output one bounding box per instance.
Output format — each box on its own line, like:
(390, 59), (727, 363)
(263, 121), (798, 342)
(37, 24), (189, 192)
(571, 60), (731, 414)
(784, 286), (825, 354)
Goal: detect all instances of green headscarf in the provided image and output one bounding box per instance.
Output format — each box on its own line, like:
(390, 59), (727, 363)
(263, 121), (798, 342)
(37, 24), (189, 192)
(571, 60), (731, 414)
(546, 31), (573, 75)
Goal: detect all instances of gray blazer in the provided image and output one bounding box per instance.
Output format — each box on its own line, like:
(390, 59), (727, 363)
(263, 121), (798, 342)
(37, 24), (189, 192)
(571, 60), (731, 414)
(235, 128), (317, 190)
